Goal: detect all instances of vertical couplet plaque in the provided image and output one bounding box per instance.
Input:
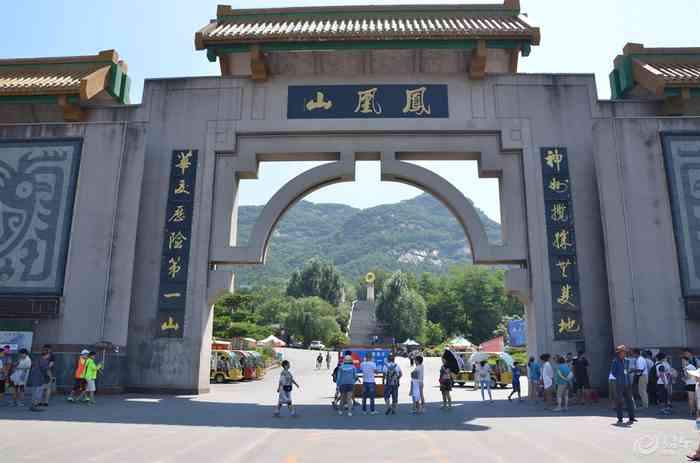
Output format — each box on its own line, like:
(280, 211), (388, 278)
(156, 150), (198, 338)
(540, 147), (584, 341)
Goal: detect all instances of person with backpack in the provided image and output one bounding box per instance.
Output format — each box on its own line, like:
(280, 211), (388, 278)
(316, 353), (323, 370)
(67, 350), (89, 403)
(336, 355), (358, 416)
(383, 354), (402, 415)
(360, 352), (378, 415)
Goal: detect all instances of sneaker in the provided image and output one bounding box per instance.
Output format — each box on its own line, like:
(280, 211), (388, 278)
(67, 397), (75, 403)
(370, 411), (378, 415)
(29, 406), (44, 412)
(274, 412), (281, 417)
(553, 407), (562, 412)
(347, 412), (352, 417)
(363, 411), (368, 415)
(16, 402), (25, 407)
(385, 408), (391, 415)
(338, 410), (343, 416)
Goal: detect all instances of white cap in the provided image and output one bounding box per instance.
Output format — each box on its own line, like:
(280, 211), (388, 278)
(80, 349), (89, 355)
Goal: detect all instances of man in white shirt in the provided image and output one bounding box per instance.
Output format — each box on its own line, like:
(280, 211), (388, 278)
(541, 354), (554, 406)
(633, 349), (649, 408)
(360, 352), (378, 415)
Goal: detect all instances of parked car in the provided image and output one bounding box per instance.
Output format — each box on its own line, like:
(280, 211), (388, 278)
(309, 340), (325, 350)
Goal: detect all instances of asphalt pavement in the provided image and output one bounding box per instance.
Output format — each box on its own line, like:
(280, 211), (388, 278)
(1, 348), (697, 462)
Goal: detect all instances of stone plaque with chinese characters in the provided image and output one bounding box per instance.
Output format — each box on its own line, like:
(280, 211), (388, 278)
(156, 150), (198, 338)
(541, 147), (584, 341)
(661, 133), (700, 313)
(0, 139), (81, 295)
(287, 84), (449, 119)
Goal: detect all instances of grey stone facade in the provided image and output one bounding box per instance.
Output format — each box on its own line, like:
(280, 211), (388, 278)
(1, 49), (698, 394)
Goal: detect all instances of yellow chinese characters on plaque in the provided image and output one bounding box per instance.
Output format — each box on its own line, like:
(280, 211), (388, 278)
(157, 150), (198, 338)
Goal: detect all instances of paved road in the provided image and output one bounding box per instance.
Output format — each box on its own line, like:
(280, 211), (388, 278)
(1, 348), (697, 462)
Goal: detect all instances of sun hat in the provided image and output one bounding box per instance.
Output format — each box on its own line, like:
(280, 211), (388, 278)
(343, 355), (353, 364)
(80, 349), (89, 355)
(615, 345), (626, 353)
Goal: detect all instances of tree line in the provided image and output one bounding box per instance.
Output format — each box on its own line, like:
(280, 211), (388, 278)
(214, 257), (523, 348)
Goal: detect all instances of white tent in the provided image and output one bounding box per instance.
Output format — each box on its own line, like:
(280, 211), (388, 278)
(258, 335), (286, 347)
(401, 339), (420, 346)
(447, 336), (473, 348)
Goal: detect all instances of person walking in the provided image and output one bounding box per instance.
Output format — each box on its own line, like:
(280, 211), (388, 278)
(508, 361), (523, 402)
(27, 350), (52, 412)
(275, 360), (300, 417)
(383, 354), (402, 415)
(477, 360), (493, 403)
(336, 355), (358, 416)
(554, 356), (571, 411)
(325, 351), (331, 370)
(633, 348), (649, 409)
(360, 352), (378, 415)
(610, 345), (636, 425)
(10, 348), (31, 407)
(527, 357), (541, 402)
(685, 368), (700, 461)
(316, 353), (323, 370)
(541, 354), (554, 407)
(67, 350), (89, 403)
(439, 357), (454, 409)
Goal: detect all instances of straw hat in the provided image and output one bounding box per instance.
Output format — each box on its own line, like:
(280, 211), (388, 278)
(615, 345), (626, 353)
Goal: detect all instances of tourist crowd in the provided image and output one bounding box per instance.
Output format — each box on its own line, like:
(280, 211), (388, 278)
(0, 345), (103, 411)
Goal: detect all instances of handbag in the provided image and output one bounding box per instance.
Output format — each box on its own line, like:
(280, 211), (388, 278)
(283, 385), (292, 392)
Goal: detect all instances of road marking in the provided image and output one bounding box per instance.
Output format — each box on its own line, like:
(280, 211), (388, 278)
(418, 432), (450, 463)
(225, 428), (276, 463)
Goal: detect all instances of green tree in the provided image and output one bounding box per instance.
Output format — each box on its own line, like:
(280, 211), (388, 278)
(283, 297), (343, 345)
(286, 258), (343, 306)
(377, 271), (427, 342)
(424, 320), (445, 346)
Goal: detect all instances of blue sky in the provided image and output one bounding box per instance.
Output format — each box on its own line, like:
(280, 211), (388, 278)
(4, 1), (698, 221)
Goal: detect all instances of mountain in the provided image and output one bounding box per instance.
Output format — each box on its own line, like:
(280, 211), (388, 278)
(233, 193), (501, 288)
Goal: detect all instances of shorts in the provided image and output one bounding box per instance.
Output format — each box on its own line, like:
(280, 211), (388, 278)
(686, 384), (696, 392)
(440, 381), (453, 392)
(278, 389), (292, 405)
(512, 381), (521, 392)
(73, 378), (86, 393)
(575, 376), (591, 389)
(384, 384), (399, 403)
(338, 384), (354, 394)
(86, 380), (96, 392)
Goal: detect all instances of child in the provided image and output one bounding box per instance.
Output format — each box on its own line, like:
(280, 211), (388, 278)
(439, 357), (453, 409)
(67, 350), (89, 403)
(79, 351), (103, 405)
(276, 360), (299, 417)
(409, 369), (422, 414)
(508, 361), (523, 402)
